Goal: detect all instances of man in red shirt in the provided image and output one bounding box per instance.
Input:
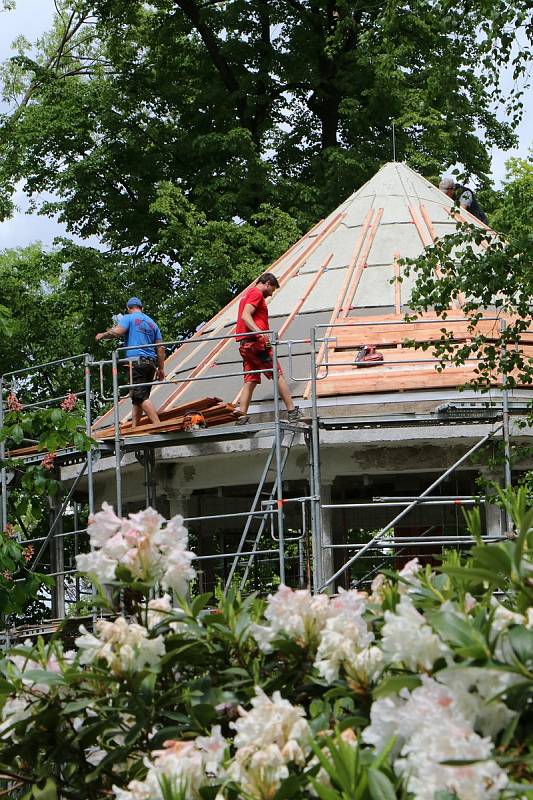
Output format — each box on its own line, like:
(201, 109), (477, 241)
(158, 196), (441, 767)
(235, 273), (303, 425)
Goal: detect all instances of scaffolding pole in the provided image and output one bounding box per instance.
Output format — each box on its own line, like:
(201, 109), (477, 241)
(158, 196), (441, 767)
(318, 426), (502, 592)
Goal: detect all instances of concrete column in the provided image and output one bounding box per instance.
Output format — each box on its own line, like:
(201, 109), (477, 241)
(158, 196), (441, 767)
(320, 481), (334, 594)
(167, 490), (192, 520)
(479, 469), (504, 538)
(485, 501), (503, 537)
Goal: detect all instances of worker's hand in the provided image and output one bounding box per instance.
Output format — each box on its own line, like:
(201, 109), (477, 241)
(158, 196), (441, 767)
(95, 332), (105, 342)
(261, 334), (271, 348)
(156, 367), (165, 382)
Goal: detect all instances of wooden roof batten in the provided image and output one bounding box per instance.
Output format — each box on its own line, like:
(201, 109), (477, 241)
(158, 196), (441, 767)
(92, 161), (531, 435)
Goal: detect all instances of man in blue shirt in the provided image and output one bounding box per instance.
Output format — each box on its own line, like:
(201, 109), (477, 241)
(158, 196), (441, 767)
(96, 298), (165, 427)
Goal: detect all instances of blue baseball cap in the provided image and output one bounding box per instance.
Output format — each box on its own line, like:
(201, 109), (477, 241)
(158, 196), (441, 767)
(126, 297), (143, 308)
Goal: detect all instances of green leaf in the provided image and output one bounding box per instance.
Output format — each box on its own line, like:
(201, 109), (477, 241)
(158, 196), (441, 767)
(507, 625), (533, 664)
(10, 424), (24, 444)
(191, 592), (213, 617)
(373, 674), (422, 699)
(273, 775), (306, 799)
(368, 769), (396, 800)
(0, 677), (14, 694)
(470, 544), (512, 576)
(428, 609), (489, 658)
(22, 670), (65, 686)
(32, 778), (57, 800)
(191, 703), (216, 729)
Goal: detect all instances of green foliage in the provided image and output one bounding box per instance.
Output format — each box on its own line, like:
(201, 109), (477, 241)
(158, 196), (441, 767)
(0, 398), (93, 622)
(485, 156), (533, 239)
(0, 532), (52, 621)
(0, 0), (529, 350)
(0, 488), (532, 798)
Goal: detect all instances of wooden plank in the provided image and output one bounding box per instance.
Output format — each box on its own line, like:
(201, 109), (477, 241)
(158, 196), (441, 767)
(116, 397), (223, 432)
(316, 366), (484, 397)
(302, 208), (375, 400)
(159, 210), (346, 413)
(332, 318), (502, 349)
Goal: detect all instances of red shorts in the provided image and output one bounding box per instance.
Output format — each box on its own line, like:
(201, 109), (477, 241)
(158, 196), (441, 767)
(239, 339), (283, 384)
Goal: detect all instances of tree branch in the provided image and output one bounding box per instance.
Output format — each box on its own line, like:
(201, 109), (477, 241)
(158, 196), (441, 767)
(172, 0), (245, 118)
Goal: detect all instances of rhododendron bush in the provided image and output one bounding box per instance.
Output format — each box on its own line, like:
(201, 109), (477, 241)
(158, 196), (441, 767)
(0, 489), (532, 800)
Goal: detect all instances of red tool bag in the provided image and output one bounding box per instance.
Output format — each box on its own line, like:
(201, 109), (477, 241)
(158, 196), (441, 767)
(354, 344), (384, 367)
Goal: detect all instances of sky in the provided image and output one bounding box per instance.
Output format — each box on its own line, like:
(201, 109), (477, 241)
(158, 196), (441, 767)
(0, 0), (532, 252)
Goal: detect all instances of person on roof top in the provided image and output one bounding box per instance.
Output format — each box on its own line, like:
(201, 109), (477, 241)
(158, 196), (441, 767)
(234, 273), (303, 426)
(95, 297), (165, 428)
(438, 176), (488, 225)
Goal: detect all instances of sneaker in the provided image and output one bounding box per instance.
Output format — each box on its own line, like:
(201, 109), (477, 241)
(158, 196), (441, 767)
(287, 406), (304, 423)
(234, 414), (250, 426)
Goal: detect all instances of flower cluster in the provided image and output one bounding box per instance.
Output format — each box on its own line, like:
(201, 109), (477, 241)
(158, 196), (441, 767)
(76, 503), (195, 594)
(7, 392), (22, 412)
(22, 544), (34, 563)
(41, 451), (56, 471)
(1, 642), (74, 742)
(226, 688), (311, 799)
(75, 617), (165, 676)
(363, 675), (509, 800)
(380, 595), (450, 671)
(252, 586), (381, 687)
(2, 494), (532, 800)
(60, 391), (78, 411)
(113, 727), (226, 800)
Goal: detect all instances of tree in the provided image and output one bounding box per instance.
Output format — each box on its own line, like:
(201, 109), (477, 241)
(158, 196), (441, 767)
(1, 0), (530, 240)
(403, 157), (533, 388)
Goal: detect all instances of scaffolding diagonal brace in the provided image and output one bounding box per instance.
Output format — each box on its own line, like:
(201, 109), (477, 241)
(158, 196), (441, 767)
(30, 458), (88, 573)
(318, 425), (502, 592)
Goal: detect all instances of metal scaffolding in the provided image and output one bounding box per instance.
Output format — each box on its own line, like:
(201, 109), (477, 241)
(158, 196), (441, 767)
(0, 317), (526, 636)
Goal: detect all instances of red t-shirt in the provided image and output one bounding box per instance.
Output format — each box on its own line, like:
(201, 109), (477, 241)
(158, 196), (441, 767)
(235, 286), (269, 337)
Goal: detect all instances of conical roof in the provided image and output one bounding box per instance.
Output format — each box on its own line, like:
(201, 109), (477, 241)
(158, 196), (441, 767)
(96, 162), (496, 429)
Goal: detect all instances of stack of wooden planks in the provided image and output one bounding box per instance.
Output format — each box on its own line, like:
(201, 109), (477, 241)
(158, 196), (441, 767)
(7, 398), (240, 458)
(94, 397), (239, 440)
(316, 312), (533, 398)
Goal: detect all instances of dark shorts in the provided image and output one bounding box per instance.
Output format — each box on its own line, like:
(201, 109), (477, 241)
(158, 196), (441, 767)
(129, 359), (156, 405)
(239, 340), (283, 385)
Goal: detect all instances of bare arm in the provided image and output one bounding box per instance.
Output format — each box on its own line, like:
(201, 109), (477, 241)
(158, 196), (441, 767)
(241, 303), (263, 334)
(95, 324), (127, 342)
(155, 342), (165, 380)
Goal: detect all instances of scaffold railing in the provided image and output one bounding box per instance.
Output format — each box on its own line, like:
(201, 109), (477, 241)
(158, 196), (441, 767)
(0, 315), (529, 636)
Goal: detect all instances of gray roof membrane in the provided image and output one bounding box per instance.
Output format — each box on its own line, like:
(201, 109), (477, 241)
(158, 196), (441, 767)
(94, 162), (491, 426)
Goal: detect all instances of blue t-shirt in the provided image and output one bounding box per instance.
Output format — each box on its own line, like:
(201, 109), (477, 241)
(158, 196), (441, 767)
(121, 312), (162, 360)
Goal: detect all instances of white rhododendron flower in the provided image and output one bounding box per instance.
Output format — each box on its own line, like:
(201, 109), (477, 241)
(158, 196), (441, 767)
(0, 697), (31, 741)
(75, 617), (165, 675)
(227, 688), (311, 799)
(398, 557), (423, 592)
(314, 591), (378, 684)
(363, 676), (508, 799)
(437, 667), (518, 739)
(251, 585), (371, 661)
(251, 585), (330, 652)
(396, 720), (507, 800)
(113, 727), (226, 800)
(146, 594), (187, 633)
(76, 503), (195, 594)
(381, 595), (450, 671)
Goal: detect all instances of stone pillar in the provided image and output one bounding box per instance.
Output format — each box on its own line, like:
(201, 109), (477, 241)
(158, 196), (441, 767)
(484, 498), (503, 537)
(320, 481), (335, 594)
(167, 489), (192, 520)
(479, 469), (504, 538)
